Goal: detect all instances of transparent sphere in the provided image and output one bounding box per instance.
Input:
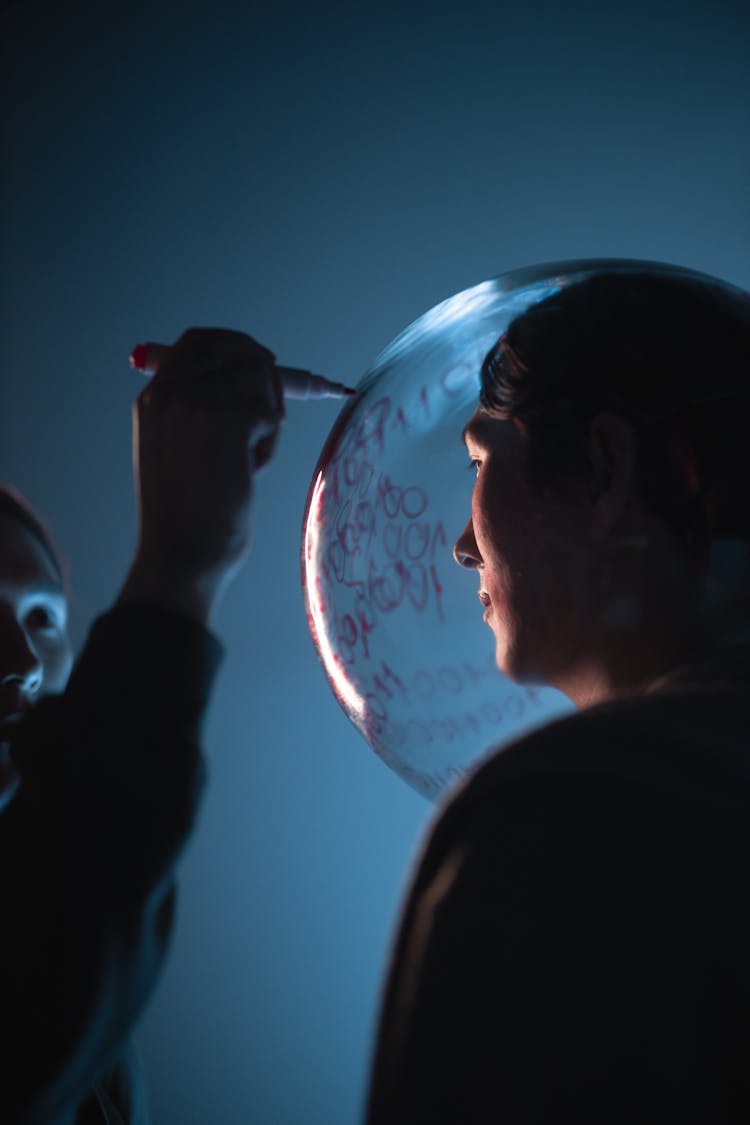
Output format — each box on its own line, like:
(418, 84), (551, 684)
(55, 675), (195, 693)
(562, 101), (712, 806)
(301, 259), (709, 802)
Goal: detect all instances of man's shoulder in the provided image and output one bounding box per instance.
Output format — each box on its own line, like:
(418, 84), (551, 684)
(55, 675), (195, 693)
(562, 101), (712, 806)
(467, 682), (750, 797)
(420, 683), (750, 876)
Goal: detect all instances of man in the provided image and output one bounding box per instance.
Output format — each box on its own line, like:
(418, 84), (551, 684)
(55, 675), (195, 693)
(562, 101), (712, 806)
(366, 271), (750, 1122)
(4, 330), (284, 1123)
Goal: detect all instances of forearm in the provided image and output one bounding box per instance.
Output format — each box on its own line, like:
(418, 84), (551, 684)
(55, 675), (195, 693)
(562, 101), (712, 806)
(4, 604), (223, 1120)
(13, 605), (222, 892)
(117, 551), (231, 629)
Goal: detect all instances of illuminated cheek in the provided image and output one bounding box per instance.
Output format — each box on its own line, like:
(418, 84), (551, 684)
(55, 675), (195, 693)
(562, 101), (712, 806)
(479, 502), (528, 572)
(473, 483), (509, 556)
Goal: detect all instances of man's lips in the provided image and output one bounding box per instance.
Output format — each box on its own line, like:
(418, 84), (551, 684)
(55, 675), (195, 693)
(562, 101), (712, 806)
(478, 591), (493, 623)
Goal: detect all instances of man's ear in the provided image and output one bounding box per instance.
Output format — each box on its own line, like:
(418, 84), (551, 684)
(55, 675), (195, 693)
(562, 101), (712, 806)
(587, 412), (639, 539)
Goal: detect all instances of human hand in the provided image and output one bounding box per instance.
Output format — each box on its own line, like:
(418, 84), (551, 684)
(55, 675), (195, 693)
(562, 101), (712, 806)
(118, 328), (284, 624)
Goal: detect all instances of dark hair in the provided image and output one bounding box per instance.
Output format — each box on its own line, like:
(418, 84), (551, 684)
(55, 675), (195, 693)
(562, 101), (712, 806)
(480, 271), (750, 551)
(0, 486), (65, 584)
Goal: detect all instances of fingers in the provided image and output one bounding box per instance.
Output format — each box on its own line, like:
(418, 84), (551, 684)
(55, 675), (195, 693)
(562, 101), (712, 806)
(137, 327), (285, 469)
(149, 328), (280, 403)
(134, 369), (284, 479)
(160, 327), (276, 383)
(203, 370), (285, 468)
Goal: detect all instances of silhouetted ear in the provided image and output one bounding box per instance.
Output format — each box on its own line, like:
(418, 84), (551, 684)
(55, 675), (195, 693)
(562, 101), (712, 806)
(587, 412), (639, 539)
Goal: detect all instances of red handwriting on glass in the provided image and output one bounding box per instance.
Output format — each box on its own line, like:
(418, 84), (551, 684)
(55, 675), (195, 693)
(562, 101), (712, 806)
(355, 655), (547, 754)
(315, 353), (483, 671)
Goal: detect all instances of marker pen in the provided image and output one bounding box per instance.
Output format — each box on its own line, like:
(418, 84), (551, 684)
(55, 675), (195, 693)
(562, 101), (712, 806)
(129, 342), (356, 401)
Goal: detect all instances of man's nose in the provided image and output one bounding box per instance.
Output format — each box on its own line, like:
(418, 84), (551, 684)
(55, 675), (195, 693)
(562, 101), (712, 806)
(0, 616), (43, 696)
(453, 519), (482, 570)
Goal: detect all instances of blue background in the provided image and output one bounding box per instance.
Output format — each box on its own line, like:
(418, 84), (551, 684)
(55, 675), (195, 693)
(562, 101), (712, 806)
(2, 1), (749, 1121)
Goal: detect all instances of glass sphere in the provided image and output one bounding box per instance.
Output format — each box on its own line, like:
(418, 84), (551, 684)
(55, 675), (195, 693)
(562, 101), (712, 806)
(301, 259), (715, 802)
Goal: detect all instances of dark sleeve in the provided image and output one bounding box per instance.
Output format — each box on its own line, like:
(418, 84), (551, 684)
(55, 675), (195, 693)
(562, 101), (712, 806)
(365, 770), (695, 1125)
(4, 605), (223, 1124)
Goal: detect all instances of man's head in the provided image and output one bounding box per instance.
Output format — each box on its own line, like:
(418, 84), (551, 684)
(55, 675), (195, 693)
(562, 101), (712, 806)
(0, 486), (72, 730)
(454, 270), (750, 704)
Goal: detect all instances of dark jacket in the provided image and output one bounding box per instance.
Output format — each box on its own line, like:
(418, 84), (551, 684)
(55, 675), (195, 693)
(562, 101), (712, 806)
(4, 606), (222, 1124)
(368, 642), (750, 1123)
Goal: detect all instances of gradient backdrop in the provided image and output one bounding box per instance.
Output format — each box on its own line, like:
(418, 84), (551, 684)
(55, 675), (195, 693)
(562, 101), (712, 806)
(2, 1), (749, 1121)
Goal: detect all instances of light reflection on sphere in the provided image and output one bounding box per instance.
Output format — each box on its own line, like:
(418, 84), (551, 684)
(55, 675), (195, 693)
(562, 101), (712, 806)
(301, 259), (701, 802)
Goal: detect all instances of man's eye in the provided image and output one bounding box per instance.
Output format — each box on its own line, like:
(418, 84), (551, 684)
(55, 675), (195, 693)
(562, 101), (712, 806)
(26, 606), (56, 631)
(466, 459), (481, 476)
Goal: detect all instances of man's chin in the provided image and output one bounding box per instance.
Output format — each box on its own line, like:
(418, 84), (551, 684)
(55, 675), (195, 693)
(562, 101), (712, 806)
(493, 629), (521, 684)
(494, 630), (546, 688)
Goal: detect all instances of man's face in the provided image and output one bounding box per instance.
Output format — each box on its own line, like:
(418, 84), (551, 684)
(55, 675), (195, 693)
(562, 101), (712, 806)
(454, 410), (593, 687)
(0, 511), (73, 795)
